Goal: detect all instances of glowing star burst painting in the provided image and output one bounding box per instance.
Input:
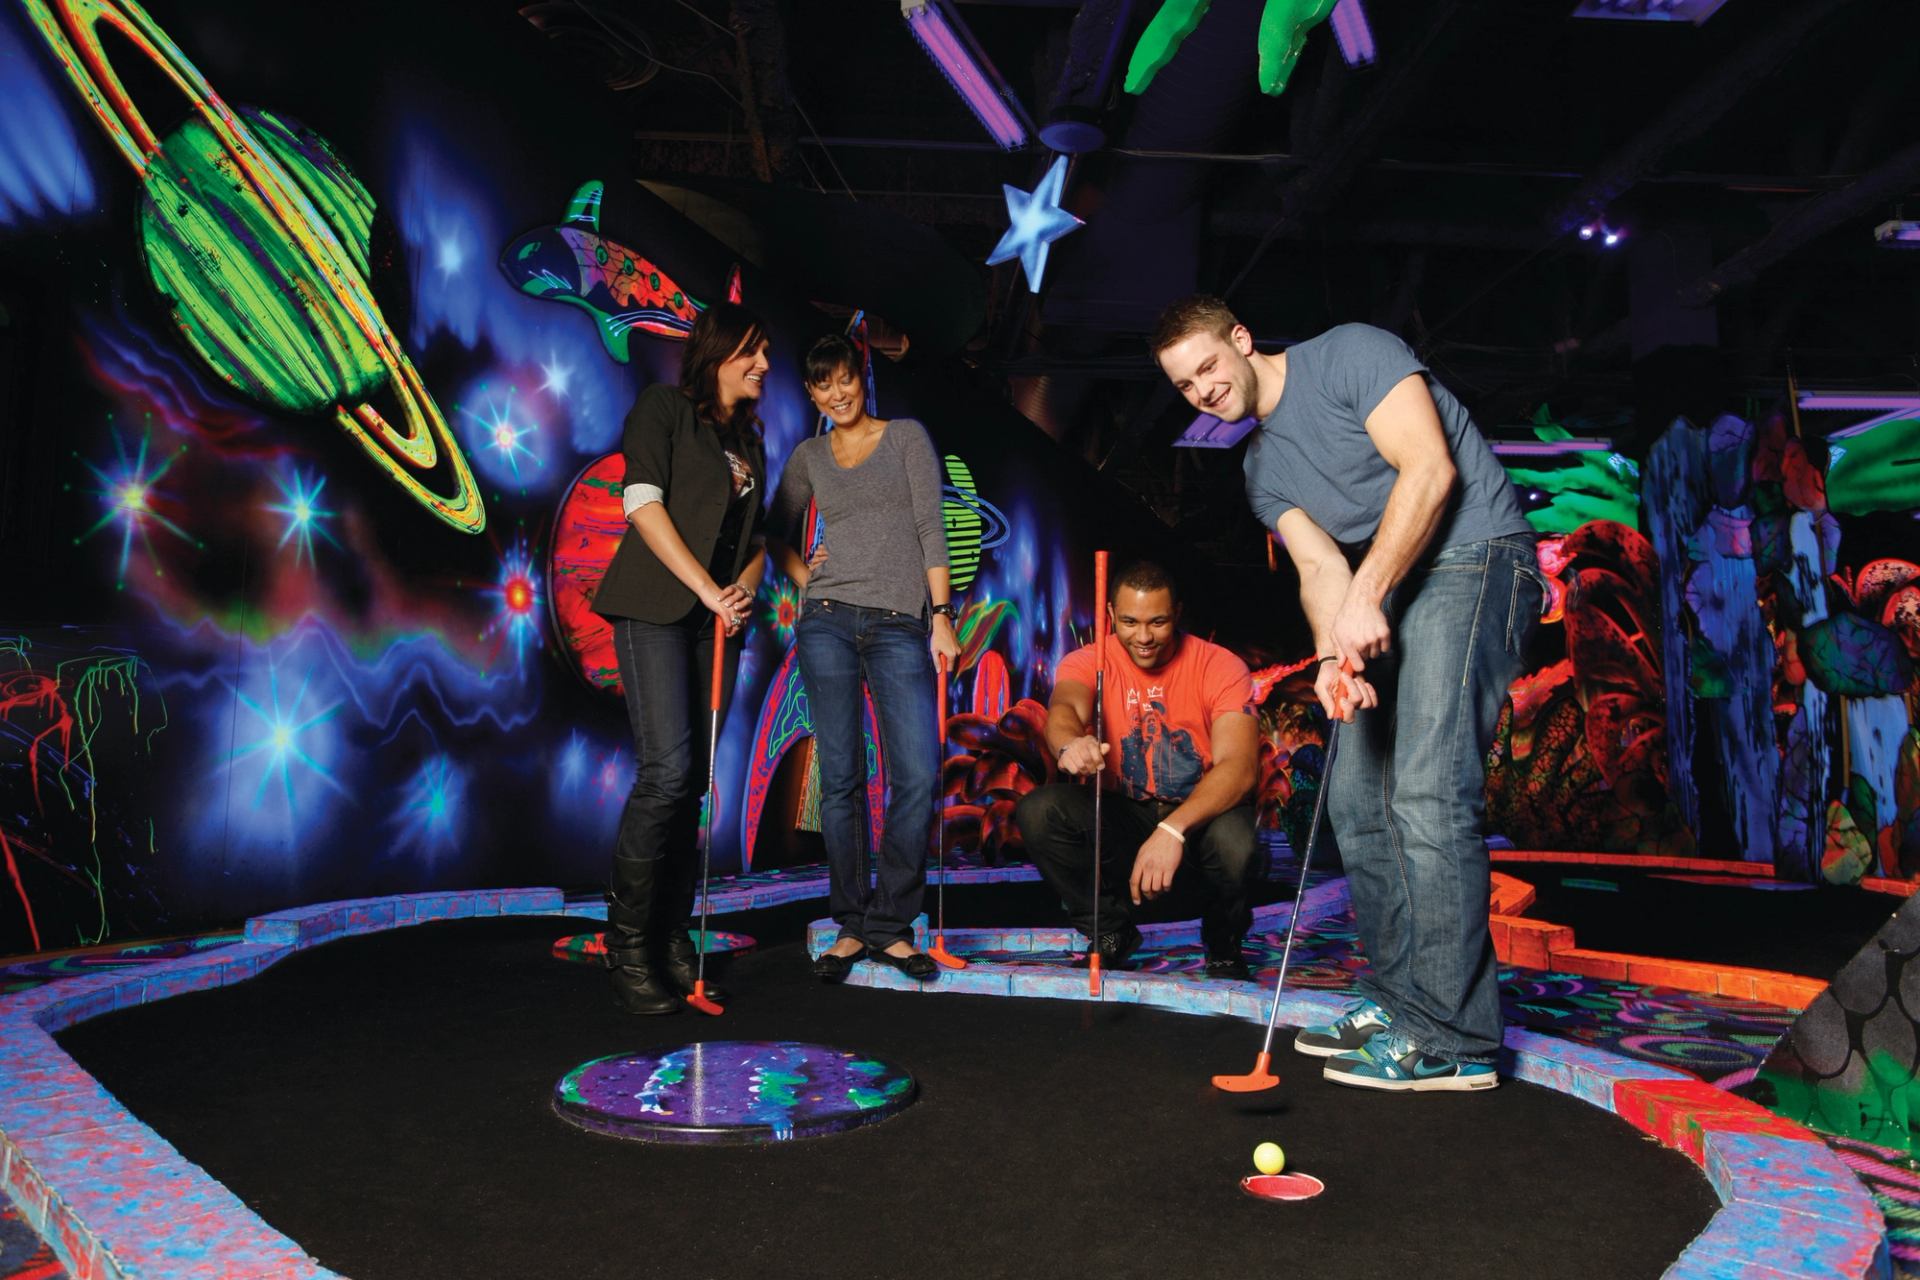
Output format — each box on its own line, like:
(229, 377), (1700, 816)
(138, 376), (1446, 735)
(457, 381), (546, 489)
(265, 468), (339, 565)
(485, 541), (542, 668)
(986, 156), (1083, 293)
(759, 580), (801, 644)
(226, 662), (346, 818)
(72, 421), (198, 587)
(393, 754), (467, 858)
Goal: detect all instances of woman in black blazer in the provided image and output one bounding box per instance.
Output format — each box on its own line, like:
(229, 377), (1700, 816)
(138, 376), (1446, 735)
(592, 302), (769, 1014)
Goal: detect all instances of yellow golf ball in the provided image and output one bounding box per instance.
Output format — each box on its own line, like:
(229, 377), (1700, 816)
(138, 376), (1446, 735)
(1253, 1142), (1285, 1175)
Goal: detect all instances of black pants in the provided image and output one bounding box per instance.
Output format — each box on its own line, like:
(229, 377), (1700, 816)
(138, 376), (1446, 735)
(1016, 784), (1262, 959)
(609, 613), (741, 929)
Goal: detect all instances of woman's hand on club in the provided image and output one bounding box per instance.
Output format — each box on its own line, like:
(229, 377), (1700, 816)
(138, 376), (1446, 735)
(930, 613), (961, 668)
(706, 582), (752, 635)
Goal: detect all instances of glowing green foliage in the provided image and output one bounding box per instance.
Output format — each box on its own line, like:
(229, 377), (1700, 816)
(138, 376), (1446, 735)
(1827, 418), (1920, 516)
(1800, 614), (1914, 698)
(1504, 408), (1642, 535)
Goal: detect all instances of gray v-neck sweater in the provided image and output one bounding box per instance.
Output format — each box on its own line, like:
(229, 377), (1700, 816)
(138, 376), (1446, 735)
(768, 419), (950, 615)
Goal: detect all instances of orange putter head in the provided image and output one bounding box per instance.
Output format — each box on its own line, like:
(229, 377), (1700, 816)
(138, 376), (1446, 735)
(929, 936), (967, 970)
(1212, 1051), (1281, 1093)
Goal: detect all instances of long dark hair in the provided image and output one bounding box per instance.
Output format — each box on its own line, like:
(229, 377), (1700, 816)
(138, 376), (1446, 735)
(679, 302), (767, 449)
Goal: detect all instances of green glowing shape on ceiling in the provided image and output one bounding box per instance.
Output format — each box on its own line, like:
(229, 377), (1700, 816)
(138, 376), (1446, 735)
(1125, 0), (1338, 97)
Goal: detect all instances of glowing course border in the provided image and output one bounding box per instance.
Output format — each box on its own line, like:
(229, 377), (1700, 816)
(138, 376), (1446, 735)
(0, 879), (1890, 1279)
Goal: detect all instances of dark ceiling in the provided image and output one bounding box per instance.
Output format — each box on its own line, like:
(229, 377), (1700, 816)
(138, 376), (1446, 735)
(521, 0), (1920, 564)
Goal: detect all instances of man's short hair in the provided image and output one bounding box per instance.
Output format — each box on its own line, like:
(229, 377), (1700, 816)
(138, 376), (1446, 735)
(1110, 559), (1180, 608)
(1149, 295), (1241, 357)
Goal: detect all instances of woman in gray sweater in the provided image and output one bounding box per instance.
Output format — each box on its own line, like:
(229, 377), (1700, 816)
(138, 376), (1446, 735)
(767, 334), (960, 981)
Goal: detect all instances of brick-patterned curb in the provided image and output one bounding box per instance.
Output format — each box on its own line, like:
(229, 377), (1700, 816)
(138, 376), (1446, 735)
(0, 889), (564, 1280)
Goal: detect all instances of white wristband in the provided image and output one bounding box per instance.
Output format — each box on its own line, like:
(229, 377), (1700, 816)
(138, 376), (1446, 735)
(1155, 821), (1185, 844)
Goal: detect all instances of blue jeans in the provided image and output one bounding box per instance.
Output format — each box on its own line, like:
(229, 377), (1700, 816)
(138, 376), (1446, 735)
(1328, 534), (1545, 1063)
(610, 614), (740, 916)
(794, 598), (938, 948)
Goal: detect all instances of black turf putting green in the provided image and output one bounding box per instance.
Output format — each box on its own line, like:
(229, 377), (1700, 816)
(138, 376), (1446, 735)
(60, 915), (1720, 1280)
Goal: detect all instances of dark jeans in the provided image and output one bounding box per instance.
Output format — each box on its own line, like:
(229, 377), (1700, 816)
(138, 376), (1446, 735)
(793, 598), (938, 948)
(610, 612), (741, 917)
(1016, 784), (1262, 959)
(1329, 534), (1545, 1063)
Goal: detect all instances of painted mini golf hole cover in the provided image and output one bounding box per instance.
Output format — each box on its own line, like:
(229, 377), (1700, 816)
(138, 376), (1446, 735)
(554, 1041), (917, 1144)
(551, 930), (755, 964)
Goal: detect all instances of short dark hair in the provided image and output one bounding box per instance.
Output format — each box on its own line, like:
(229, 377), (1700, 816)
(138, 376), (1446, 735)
(1149, 295), (1241, 357)
(804, 333), (859, 387)
(1110, 559), (1179, 608)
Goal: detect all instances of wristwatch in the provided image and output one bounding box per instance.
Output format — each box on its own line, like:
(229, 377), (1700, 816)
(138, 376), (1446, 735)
(930, 602), (955, 618)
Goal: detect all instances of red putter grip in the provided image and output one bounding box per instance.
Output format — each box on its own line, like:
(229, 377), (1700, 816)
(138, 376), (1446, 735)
(1093, 551), (1109, 647)
(936, 653), (948, 747)
(711, 615), (726, 711)
(1334, 657), (1354, 722)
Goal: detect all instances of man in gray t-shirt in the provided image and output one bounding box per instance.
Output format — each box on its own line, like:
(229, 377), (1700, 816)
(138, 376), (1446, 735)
(1152, 296), (1544, 1094)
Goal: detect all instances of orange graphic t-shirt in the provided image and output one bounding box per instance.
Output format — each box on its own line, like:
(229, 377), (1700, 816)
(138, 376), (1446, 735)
(1053, 634), (1254, 803)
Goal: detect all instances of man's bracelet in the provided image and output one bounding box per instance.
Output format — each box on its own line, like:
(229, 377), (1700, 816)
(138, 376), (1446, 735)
(1316, 655), (1340, 666)
(1155, 821), (1186, 844)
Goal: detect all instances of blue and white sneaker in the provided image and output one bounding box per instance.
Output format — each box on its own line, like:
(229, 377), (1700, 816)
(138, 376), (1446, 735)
(1322, 1031), (1499, 1092)
(1292, 998), (1392, 1058)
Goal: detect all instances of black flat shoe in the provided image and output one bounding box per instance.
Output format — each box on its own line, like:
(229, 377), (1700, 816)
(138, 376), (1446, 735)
(813, 945), (867, 982)
(871, 945), (938, 981)
(1204, 956), (1252, 981)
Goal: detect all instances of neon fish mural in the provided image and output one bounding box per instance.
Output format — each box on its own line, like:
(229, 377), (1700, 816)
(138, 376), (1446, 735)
(500, 180), (736, 363)
(19, 0), (487, 534)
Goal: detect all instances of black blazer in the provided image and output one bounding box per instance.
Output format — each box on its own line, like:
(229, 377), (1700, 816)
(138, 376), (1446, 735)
(591, 384), (766, 624)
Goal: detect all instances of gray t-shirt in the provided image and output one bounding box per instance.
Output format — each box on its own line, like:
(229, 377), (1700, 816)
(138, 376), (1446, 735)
(1243, 323), (1531, 553)
(768, 418), (950, 615)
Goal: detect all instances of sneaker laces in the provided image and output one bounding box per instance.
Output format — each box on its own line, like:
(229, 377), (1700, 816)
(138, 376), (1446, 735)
(1338, 999), (1387, 1031)
(1366, 1031), (1416, 1066)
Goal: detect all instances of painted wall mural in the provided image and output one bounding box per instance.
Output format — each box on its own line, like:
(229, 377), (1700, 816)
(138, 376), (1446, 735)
(0, 0), (1115, 952)
(19, 0), (486, 534)
(5, 0), (1920, 960)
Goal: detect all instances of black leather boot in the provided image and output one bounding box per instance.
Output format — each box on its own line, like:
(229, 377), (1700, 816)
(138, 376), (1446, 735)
(655, 856), (726, 1003)
(606, 856), (681, 1015)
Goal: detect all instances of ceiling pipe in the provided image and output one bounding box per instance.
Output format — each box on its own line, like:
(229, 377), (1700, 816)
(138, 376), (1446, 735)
(1549, 0), (1856, 234)
(1680, 138), (1920, 305)
(727, 0), (800, 183)
(1039, 0), (1136, 154)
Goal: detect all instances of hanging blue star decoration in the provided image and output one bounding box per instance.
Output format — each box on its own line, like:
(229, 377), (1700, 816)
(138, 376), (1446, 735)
(987, 155), (1084, 293)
